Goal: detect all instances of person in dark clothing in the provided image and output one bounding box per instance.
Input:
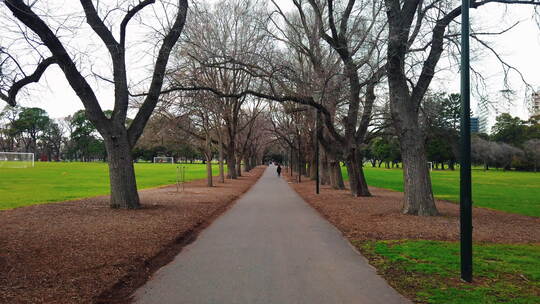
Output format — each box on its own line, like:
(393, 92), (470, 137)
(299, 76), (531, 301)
(277, 164), (282, 177)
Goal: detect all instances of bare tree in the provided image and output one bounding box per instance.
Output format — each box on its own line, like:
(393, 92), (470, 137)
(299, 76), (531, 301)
(1, 0), (188, 208)
(524, 139), (540, 172)
(384, 0), (540, 215)
(172, 0), (270, 179)
(268, 3), (347, 189)
(301, 0), (387, 196)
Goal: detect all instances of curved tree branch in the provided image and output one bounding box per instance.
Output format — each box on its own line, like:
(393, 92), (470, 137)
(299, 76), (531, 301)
(1, 57), (57, 106)
(120, 0), (155, 47)
(4, 0), (108, 131)
(127, 0), (189, 147)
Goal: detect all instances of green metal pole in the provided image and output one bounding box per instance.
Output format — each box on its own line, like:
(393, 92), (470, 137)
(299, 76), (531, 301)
(315, 109), (320, 194)
(290, 146), (293, 177)
(460, 0), (473, 283)
(298, 132), (302, 183)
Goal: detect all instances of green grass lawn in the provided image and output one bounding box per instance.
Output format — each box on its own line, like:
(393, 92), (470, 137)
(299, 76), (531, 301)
(357, 240), (540, 304)
(341, 166), (540, 217)
(0, 162), (222, 210)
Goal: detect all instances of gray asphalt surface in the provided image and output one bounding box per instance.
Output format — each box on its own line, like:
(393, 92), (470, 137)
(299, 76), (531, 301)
(133, 166), (410, 304)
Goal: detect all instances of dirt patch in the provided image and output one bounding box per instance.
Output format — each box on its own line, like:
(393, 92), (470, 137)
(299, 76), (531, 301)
(0, 167), (264, 304)
(285, 177), (540, 244)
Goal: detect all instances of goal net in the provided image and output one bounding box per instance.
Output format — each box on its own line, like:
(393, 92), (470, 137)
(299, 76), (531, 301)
(153, 156), (174, 164)
(0, 152), (34, 168)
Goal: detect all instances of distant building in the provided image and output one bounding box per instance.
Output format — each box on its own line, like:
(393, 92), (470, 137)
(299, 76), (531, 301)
(477, 98), (490, 134)
(470, 117), (479, 133)
(532, 92), (540, 118)
(476, 90), (514, 134)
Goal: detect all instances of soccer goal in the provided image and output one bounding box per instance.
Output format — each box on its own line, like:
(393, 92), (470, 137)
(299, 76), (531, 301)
(427, 161), (433, 172)
(153, 156), (174, 164)
(0, 152), (34, 168)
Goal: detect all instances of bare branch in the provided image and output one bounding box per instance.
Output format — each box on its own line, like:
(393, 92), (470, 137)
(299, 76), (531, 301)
(120, 0), (155, 47)
(79, 0), (120, 54)
(128, 0), (189, 146)
(3, 0), (108, 130)
(0, 57), (56, 106)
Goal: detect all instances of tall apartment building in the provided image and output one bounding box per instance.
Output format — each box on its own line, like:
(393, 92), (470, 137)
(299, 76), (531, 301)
(477, 98), (490, 134)
(470, 117), (479, 133)
(476, 90), (513, 134)
(532, 92), (540, 118)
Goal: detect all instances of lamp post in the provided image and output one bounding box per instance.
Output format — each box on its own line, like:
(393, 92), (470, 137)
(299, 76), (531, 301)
(290, 145), (293, 176)
(285, 106), (308, 183)
(313, 89), (322, 194)
(315, 109), (320, 194)
(460, 0), (473, 283)
(297, 126), (302, 183)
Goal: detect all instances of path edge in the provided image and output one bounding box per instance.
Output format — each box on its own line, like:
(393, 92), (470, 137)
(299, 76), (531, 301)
(282, 176), (413, 303)
(93, 167), (266, 304)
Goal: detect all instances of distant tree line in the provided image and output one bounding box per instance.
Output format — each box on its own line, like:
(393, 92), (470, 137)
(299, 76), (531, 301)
(362, 93), (540, 172)
(0, 106), (206, 162)
(0, 105), (271, 166)
(0, 106), (104, 161)
(473, 114), (540, 172)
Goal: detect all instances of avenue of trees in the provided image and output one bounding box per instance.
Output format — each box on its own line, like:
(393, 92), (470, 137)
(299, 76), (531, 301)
(1, 0), (539, 214)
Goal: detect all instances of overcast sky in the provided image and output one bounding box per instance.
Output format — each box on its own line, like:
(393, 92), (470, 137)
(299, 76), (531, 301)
(5, 0), (540, 121)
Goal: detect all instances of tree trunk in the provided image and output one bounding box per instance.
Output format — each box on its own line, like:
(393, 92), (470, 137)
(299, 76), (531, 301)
(400, 132), (438, 216)
(331, 161), (345, 190)
(105, 135), (140, 209)
(306, 159), (312, 179)
(325, 149), (344, 189)
(309, 155), (317, 180)
(218, 135), (225, 183)
(327, 150), (345, 190)
(206, 152), (213, 187)
(205, 133), (213, 187)
(226, 145), (237, 179)
(236, 155), (242, 177)
(345, 151), (371, 197)
(320, 148), (330, 185)
(243, 156), (251, 172)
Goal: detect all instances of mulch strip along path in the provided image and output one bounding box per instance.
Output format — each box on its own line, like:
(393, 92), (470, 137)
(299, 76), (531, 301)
(285, 176), (540, 244)
(0, 167), (264, 304)
(285, 176), (540, 303)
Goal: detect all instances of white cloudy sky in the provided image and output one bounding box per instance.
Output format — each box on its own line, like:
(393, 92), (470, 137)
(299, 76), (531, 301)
(445, 3), (540, 119)
(4, 0), (540, 121)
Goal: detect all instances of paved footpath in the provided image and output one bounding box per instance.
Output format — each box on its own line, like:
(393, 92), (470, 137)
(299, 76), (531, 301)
(134, 166), (410, 304)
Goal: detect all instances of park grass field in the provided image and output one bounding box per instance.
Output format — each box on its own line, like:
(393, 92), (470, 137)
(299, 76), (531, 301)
(341, 167), (540, 217)
(358, 240), (540, 304)
(0, 162), (222, 210)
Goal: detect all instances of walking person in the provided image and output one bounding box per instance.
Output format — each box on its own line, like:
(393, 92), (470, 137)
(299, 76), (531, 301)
(277, 164), (282, 177)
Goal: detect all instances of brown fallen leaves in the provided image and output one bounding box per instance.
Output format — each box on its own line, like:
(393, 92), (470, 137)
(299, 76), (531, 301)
(0, 167), (264, 304)
(286, 177), (540, 244)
